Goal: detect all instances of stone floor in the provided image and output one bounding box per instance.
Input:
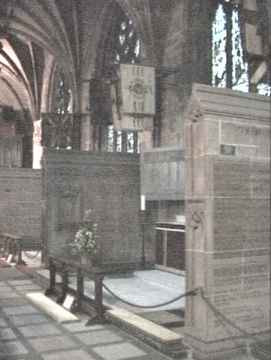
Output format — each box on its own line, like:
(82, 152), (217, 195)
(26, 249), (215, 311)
(1, 256), (266, 360)
(0, 267), (174, 360)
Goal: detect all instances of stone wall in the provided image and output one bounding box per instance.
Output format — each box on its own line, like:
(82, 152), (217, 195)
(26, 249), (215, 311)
(0, 136), (23, 168)
(0, 168), (42, 239)
(184, 84), (270, 358)
(42, 149), (142, 266)
(141, 147), (185, 201)
(140, 147), (186, 267)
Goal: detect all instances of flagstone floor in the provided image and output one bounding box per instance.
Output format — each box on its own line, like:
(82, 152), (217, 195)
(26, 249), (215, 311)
(0, 257), (264, 360)
(0, 268), (173, 360)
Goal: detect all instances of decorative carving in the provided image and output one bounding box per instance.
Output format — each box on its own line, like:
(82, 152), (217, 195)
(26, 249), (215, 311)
(185, 97), (203, 123)
(187, 210), (205, 231)
(41, 113), (74, 149)
(54, 181), (81, 232)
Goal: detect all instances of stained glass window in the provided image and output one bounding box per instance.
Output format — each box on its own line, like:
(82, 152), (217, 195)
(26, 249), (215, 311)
(43, 68), (74, 150)
(113, 17), (141, 65)
(212, 1), (249, 92)
(52, 69), (72, 114)
(257, 82), (271, 96)
(105, 7), (141, 153)
(231, 6), (249, 92)
(212, 3), (227, 88)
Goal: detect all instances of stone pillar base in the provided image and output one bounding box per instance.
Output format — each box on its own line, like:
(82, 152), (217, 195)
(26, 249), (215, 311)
(182, 326), (271, 360)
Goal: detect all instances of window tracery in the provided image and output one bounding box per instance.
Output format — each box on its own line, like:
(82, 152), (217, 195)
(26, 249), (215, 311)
(52, 69), (72, 115)
(257, 82), (271, 96)
(42, 68), (75, 149)
(112, 16), (141, 66)
(212, 0), (270, 96)
(212, 0), (249, 92)
(103, 7), (141, 153)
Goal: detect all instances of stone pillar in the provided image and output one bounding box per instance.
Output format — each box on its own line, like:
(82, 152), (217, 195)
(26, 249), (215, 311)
(80, 80), (94, 151)
(184, 84), (270, 358)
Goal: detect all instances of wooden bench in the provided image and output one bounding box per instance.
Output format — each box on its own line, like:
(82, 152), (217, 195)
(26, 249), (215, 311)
(0, 233), (23, 264)
(0, 233), (42, 264)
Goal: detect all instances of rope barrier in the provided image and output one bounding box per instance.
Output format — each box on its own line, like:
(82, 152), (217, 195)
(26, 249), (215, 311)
(199, 288), (270, 359)
(102, 282), (199, 309)
(102, 283), (269, 358)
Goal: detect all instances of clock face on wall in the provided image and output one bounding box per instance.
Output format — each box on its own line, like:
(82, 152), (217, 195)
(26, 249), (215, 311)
(120, 64), (155, 115)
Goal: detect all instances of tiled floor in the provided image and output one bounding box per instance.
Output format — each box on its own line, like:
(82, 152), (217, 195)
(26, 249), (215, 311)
(1, 264), (264, 360)
(0, 268), (172, 360)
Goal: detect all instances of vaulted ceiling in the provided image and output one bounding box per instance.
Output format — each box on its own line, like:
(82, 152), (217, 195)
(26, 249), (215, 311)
(0, 0), (161, 119)
(0, 0), (269, 124)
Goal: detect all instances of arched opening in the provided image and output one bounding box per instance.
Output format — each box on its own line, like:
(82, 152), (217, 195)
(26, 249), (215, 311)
(0, 37), (35, 168)
(41, 66), (75, 152)
(91, 3), (142, 153)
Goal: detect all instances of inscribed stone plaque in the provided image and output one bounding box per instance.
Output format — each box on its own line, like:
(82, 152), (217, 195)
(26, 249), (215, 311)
(43, 149), (141, 265)
(220, 144), (235, 156)
(184, 84), (270, 356)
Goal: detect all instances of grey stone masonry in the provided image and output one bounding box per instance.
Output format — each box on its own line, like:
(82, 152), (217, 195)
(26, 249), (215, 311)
(42, 149), (141, 266)
(141, 147), (185, 201)
(0, 168), (42, 239)
(183, 83), (270, 359)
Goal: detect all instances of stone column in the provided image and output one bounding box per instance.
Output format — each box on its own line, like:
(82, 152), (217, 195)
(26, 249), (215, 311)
(184, 84), (270, 358)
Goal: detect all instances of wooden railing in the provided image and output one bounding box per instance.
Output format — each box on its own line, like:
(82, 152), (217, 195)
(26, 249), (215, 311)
(0, 233), (23, 264)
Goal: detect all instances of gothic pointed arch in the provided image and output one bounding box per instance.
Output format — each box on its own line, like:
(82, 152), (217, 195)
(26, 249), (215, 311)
(90, 1), (144, 153)
(95, 1), (141, 79)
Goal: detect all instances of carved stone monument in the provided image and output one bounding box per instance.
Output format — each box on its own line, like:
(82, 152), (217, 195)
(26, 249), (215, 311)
(184, 84), (270, 358)
(42, 149), (141, 268)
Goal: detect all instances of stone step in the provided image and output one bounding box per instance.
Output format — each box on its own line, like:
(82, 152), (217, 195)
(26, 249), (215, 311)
(106, 308), (187, 358)
(26, 292), (79, 324)
(138, 310), (184, 328)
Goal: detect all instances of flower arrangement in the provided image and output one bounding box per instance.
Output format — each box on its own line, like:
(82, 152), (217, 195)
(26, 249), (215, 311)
(70, 209), (98, 257)
(73, 226), (98, 255)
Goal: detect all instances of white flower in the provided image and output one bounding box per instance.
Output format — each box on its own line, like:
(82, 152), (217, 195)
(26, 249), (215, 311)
(70, 221), (98, 256)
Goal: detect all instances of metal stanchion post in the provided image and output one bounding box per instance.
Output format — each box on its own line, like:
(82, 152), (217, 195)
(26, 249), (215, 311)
(140, 195), (146, 268)
(140, 210), (146, 268)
